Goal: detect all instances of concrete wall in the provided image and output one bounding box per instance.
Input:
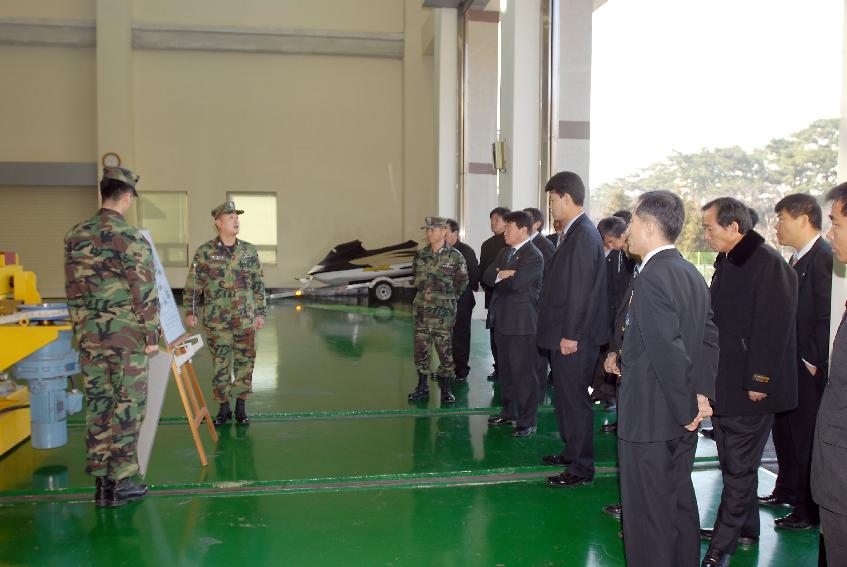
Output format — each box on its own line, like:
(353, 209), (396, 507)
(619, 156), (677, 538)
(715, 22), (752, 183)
(0, 0), (436, 293)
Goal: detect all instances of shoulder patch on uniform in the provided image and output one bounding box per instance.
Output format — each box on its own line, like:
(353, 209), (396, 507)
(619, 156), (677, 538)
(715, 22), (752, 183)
(752, 374), (770, 384)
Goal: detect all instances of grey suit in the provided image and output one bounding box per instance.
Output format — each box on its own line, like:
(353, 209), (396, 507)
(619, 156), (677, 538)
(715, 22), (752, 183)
(812, 309), (847, 564)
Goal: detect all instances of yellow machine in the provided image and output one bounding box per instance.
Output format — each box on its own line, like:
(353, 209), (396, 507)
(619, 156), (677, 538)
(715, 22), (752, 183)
(0, 252), (72, 456)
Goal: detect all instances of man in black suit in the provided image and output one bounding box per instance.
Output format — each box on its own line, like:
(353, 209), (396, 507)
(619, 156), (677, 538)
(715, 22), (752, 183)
(811, 183), (847, 565)
(592, 216), (636, 407)
(759, 194), (832, 531)
(524, 206), (556, 403)
(446, 219), (481, 383)
(608, 190), (718, 567)
(536, 171), (609, 486)
(482, 211), (544, 436)
(547, 218), (563, 247)
(523, 207), (556, 267)
(700, 197), (798, 567)
(479, 207), (510, 381)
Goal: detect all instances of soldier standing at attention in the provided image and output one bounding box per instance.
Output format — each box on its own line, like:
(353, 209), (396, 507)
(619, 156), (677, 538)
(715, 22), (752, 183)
(184, 202), (267, 426)
(64, 166), (161, 508)
(408, 217), (469, 403)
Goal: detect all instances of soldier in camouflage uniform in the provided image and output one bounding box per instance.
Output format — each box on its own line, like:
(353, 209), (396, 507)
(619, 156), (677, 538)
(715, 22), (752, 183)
(64, 166), (161, 508)
(184, 201), (267, 425)
(408, 216), (469, 403)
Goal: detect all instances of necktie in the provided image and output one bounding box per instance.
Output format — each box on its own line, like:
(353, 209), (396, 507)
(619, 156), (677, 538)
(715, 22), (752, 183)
(506, 247), (517, 263)
(790, 255), (798, 267)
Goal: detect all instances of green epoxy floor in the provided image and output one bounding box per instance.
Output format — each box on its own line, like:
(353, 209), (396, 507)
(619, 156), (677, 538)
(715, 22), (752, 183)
(0, 300), (818, 565)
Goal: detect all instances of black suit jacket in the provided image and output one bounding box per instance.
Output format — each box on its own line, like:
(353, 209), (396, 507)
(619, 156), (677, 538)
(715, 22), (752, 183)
(453, 240), (480, 308)
(710, 230), (798, 416)
(536, 213), (609, 350)
(479, 233), (507, 309)
(812, 314), (847, 515)
(794, 237), (833, 375)
(482, 241), (543, 335)
(618, 249), (719, 442)
(605, 249), (636, 335)
(531, 233), (556, 269)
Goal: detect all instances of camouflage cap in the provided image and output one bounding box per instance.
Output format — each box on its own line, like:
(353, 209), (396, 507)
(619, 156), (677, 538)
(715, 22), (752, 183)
(421, 216), (448, 229)
(211, 201), (244, 218)
(102, 166), (140, 195)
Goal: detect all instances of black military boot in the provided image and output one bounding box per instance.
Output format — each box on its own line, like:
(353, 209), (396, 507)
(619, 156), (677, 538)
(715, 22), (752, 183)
(95, 477), (127, 508)
(408, 373), (429, 400)
(213, 402), (232, 425)
(235, 399), (250, 424)
(438, 376), (456, 403)
(113, 477), (148, 502)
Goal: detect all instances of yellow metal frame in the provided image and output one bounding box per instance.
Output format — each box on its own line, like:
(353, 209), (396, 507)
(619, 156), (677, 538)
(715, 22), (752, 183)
(0, 325), (71, 373)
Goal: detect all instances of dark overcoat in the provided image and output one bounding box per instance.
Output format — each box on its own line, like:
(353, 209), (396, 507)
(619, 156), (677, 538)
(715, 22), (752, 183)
(710, 230), (798, 416)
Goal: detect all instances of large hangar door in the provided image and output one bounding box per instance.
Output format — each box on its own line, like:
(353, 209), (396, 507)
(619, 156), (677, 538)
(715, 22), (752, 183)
(0, 187), (98, 298)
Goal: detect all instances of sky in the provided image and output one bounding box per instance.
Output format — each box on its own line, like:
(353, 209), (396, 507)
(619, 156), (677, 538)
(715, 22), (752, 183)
(589, 0), (844, 190)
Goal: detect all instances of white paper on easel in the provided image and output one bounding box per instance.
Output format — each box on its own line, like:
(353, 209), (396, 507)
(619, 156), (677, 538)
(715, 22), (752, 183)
(139, 229), (186, 346)
(137, 350), (172, 477)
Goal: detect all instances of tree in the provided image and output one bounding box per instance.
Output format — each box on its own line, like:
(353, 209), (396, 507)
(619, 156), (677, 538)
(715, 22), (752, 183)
(591, 118), (838, 252)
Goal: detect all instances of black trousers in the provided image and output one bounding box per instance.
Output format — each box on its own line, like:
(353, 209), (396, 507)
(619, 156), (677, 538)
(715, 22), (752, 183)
(620, 432), (700, 567)
(549, 345), (600, 479)
(709, 413), (774, 554)
(772, 362), (826, 522)
(452, 294), (474, 379)
(590, 345), (617, 403)
(494, 331), (541, 427)
(489, 328), (499, 374)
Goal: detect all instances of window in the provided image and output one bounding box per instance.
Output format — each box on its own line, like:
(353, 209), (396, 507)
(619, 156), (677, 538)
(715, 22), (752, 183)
(226, 192), (278, 265)
(138, 191), (189, 267)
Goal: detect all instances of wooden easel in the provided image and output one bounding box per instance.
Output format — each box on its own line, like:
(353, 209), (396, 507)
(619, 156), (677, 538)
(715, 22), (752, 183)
(168, 334), (218, 466)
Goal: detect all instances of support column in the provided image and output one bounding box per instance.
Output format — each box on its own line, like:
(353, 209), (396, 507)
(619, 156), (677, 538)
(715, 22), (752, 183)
(499, 0), (542, 210)
(434, 8), (459, 220)
(96, 0), (135, 218)
(554, 0), (593, 204)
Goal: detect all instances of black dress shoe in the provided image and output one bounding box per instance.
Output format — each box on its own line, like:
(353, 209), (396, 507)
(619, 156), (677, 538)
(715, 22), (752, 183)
(488, 416), (513, 425)
(487, 371), (498, 382)
(700, 528), (759, 547)
(235, 399), (250, 424)
(600, 423), (618, 434)
(602, 503), (622, 519)
(700, 428), (715, 439)
(513, 425), (537, 437)
(757, 493), (790, 507)
(701, 547), (731, 567)
(542, 454), (570, 466)
(113, 477), (148, 502)
(546, 472), (592, 487)
(213, 402), (232, 425)
(774, 512), (813, 530)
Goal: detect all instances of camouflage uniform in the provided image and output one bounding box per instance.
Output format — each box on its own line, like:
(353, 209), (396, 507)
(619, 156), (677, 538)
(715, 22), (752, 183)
(413, 224), (469, 381)
(64, 168), (161, 481)
(184, 210), (266, 404)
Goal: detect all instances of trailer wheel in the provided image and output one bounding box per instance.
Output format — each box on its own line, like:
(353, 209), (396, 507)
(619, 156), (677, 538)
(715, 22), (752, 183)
(370, 281), (394, 302)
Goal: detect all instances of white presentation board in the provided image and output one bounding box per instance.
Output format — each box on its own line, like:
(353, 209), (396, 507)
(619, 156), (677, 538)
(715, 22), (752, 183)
(140, 230), (186, 346)
(137, 350), (171, 477)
